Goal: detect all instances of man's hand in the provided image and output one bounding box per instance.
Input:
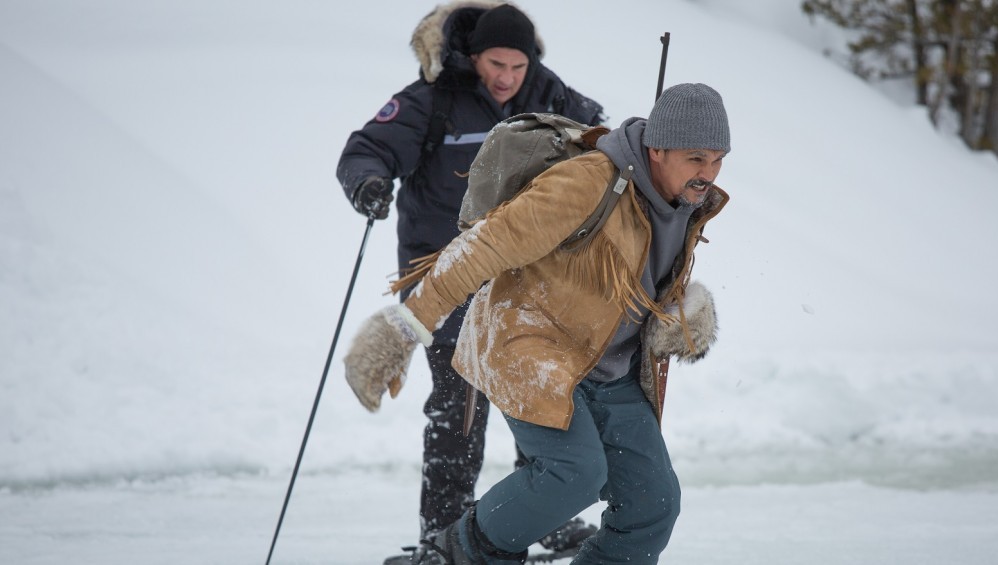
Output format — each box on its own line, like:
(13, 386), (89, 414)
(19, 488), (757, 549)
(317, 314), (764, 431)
(351, 177), (394, 220)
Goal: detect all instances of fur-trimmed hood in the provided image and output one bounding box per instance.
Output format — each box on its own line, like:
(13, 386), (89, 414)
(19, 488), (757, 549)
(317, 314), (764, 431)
(410, 0), (545, 83)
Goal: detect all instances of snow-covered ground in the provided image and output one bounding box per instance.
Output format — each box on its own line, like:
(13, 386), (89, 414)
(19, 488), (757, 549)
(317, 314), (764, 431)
(2, 1), (997, 563)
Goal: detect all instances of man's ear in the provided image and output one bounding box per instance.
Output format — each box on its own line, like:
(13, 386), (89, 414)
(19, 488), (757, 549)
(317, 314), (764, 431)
(648, 147), (667, 164)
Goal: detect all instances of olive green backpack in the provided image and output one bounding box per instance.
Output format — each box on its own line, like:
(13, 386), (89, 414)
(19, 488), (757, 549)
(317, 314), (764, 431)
(459, 112), (633, 251)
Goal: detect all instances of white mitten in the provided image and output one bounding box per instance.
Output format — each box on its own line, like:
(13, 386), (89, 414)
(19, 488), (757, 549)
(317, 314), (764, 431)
(344, 304), (433, 411)
(644, 281), (718, 363)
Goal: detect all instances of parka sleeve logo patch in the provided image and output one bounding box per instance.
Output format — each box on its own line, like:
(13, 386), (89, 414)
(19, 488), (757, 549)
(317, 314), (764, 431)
(374, 98), (401, 123)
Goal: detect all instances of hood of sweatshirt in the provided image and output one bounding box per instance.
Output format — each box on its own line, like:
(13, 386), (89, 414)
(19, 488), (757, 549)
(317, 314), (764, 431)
(596, 117), (679, 217)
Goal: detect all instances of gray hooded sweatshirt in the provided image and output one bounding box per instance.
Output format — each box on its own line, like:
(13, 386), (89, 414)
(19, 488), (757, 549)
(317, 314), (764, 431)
(587, 117), (697, 383)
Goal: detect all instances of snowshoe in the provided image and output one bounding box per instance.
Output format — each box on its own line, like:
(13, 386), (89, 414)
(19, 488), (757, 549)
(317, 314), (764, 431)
(537, 517), (597, 553)
(383, 547), (418, 565)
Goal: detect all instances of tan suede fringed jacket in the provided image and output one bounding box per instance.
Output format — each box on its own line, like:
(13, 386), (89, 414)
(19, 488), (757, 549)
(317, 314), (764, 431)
(399, 151), (728, 430)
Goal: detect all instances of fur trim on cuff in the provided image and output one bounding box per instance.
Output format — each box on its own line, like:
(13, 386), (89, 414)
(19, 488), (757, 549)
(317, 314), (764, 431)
(391, 304), (434, 347)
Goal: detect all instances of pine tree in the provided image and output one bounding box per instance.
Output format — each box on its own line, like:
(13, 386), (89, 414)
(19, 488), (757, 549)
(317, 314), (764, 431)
(802, 0), (998, 156)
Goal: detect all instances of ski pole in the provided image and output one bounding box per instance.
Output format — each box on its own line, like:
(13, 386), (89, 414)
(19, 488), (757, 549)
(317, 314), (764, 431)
(656, 32), (671, 101)
(265, 215), (376, 565)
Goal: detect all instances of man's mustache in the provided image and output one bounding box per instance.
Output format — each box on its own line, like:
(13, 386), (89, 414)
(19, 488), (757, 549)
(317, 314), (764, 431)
(686, 179), (713, 190)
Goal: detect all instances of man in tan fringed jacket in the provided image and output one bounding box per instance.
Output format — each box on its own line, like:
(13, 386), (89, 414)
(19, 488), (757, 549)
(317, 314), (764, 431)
(345, 82), (731, 564)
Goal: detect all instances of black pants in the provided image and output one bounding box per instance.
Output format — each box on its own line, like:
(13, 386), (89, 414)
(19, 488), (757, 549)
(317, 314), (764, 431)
(419, 344), (491, 536)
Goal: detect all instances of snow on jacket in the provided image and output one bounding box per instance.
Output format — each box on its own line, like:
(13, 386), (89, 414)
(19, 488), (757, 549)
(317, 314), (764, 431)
(398, 150), (728, 430)
(336, 0), (604, 343)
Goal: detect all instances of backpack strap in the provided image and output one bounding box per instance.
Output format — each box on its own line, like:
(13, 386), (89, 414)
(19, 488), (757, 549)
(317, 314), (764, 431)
(421, 85), (455, 161)
(559, 164), (633, 252)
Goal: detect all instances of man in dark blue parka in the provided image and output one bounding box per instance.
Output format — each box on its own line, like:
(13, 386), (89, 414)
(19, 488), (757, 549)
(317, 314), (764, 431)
(336, 2), (604, 562)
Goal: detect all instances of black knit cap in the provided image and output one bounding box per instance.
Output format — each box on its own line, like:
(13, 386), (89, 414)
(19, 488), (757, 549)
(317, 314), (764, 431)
(468, 4), (536, 56)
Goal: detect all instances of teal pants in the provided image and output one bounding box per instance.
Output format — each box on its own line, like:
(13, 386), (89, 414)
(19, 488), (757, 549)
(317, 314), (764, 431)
(474, 375), (681, 564)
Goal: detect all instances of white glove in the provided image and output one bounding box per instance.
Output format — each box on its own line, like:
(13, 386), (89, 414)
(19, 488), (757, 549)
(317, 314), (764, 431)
(344, 304), (433, 411)
(644, 281), (718, 363)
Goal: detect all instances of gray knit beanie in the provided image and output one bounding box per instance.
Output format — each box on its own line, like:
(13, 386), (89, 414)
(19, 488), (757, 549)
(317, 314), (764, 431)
(643, 83), (730, 153)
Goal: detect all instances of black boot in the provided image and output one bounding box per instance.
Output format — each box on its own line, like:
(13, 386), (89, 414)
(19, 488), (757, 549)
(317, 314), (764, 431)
(408, 521), (475, 564)
(463, 505), (528, 564)
(411, 506), (527, 564)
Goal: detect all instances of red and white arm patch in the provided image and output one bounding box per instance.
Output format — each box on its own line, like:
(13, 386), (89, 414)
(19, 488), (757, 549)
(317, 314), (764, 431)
(374, 98), (401, 123)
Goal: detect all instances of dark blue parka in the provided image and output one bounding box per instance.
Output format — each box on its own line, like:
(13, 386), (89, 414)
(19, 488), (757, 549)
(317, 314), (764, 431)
(337, 4), (604, 343)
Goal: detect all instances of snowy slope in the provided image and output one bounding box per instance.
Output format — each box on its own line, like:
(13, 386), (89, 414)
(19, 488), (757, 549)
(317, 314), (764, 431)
(2, 1), (998, 563)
